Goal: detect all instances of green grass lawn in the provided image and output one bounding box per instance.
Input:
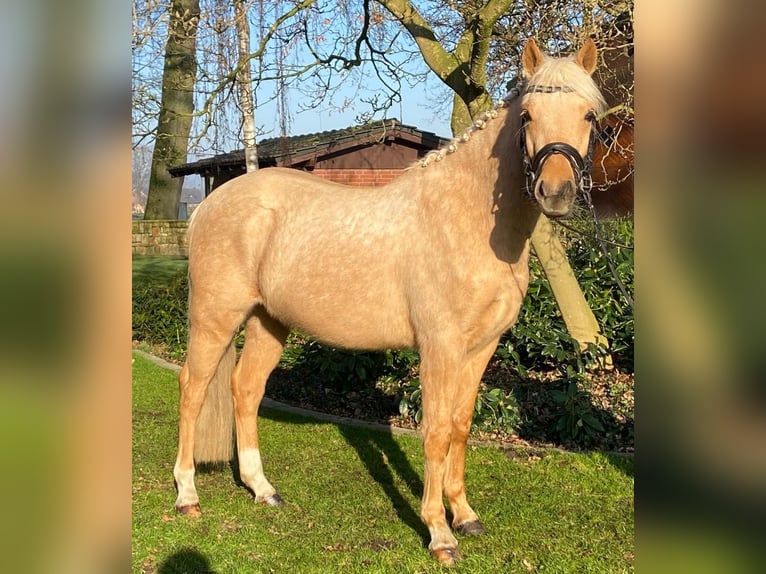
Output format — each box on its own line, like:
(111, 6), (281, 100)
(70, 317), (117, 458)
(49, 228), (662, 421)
(133, 353), (633, 573)
(132, 255), (188, 286)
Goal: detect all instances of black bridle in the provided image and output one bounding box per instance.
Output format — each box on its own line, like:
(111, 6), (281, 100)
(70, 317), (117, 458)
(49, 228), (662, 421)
(519, 84), (599, 199)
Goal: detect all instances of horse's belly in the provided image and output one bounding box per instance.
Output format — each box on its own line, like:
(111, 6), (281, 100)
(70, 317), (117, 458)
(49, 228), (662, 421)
(303, 312), (415, 350)
(262, 278), (416, 350)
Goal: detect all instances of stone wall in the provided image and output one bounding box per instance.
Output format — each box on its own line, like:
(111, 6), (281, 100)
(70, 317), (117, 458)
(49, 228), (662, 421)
(132, 220), (188, 256)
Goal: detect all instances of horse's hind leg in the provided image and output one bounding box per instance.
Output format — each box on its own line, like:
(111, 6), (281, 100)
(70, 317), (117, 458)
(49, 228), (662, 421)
(231, 307), (288, 505)
(174, 303), (249, 516)
(444, 340), (499, 537)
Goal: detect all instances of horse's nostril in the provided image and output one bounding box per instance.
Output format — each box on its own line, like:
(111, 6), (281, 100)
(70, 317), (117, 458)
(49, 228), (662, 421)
(539, 180), (574, 199)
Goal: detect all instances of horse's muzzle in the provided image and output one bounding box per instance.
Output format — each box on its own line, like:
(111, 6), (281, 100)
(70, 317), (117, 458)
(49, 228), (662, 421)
(520, 117), (598, 217)
(536, 179), (576, 218)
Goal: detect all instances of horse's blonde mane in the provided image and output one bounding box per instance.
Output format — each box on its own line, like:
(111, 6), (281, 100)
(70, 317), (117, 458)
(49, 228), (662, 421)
(415, 48), (606, 169)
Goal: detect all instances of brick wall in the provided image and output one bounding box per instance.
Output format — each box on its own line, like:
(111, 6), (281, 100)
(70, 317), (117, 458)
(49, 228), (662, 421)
(311, 168), (404, 187)
(132, 220), (188, 256)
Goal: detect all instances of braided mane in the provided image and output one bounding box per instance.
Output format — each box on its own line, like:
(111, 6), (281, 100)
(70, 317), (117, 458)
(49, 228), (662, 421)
(416, 80), (526, 168)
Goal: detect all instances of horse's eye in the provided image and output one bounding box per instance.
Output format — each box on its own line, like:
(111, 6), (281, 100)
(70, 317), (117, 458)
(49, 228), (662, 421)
(520, 110), (531, 124)
(585, 110), (596, 122)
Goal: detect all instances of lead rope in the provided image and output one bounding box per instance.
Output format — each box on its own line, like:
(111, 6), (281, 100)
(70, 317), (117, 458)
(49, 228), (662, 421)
(581, 187), (635, 309)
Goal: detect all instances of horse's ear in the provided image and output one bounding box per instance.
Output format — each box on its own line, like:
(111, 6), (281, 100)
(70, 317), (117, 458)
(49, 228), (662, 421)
(576, 38), (598, 75)
(522, 38), (545, 78)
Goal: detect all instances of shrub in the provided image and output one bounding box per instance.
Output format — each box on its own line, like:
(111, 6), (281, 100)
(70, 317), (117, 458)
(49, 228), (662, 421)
(398, 377), (423, 424)
(549, 364), (606, 443)
(132, 267), (189, 361)
(397, 377), (521, 436)
(503, 217), (634, 373)
(567, 217), (634, 370)
(297, 341), (390, 392)
(473, 386), (522, 436)
(289, 342), (420, 394)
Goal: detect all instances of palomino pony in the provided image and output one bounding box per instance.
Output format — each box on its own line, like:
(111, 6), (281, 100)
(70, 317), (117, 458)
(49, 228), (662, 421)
(174, 38), (607, 564)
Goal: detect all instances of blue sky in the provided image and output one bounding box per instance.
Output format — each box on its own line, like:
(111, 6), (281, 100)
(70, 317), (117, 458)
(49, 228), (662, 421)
(251, 76), (454, 139)
(190, 2), (458, 149)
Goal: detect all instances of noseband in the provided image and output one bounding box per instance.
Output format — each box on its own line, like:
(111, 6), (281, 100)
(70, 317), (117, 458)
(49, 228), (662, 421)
(519, 84), (598, 199)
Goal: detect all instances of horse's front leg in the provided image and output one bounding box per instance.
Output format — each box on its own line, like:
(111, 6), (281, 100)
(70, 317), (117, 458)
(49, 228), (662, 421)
(419, 343), (464, 564)
(444, 340), (499, 536)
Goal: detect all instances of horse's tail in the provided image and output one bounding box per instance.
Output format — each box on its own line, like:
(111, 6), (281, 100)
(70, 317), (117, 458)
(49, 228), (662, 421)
(185, 206), (236, 463)
(193, 340), (236, 463)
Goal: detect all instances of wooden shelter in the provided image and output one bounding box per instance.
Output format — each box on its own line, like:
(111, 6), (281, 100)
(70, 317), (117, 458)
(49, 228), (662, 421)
(168, 119), (450, 196)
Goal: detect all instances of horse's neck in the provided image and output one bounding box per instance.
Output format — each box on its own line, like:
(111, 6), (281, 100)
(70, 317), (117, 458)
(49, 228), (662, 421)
(427, 103), (538, 244)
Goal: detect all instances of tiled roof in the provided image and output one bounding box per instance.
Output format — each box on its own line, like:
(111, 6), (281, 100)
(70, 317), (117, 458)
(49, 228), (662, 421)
(168, 119), (450, 177)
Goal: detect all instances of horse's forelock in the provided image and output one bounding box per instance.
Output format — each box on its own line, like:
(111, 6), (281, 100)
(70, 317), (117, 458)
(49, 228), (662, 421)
(526, 57), (607, 114)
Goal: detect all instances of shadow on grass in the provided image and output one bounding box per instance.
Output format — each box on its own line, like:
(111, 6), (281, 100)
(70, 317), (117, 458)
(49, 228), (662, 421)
(256, 405), (430, 547)
(195, 357), (631, 547)
(264, 359), (633, 479)
(336, 425), (429, 547)
(132, 255), (188, 286)
(158, 548), (214, 574)
(604, 451), (634, 477)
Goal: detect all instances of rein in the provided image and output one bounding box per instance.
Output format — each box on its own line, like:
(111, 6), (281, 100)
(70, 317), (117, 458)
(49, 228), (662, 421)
(519, 84), (598, 198)
(582, 187), (635, 309)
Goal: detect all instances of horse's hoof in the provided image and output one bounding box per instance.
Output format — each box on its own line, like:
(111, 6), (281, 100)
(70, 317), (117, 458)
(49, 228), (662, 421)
(455, 520), (487, 537)
(261, 493), (284, 507)
(431, 546), (461, 565)
(176, 503), (202, 517)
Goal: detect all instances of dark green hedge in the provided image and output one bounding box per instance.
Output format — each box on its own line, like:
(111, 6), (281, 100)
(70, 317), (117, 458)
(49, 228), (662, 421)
(132, 266), (189, 361)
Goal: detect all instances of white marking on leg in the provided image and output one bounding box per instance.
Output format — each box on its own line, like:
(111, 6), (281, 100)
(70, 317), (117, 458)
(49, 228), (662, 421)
(238, 448), (277, 501)
(173, 463), (198, 508)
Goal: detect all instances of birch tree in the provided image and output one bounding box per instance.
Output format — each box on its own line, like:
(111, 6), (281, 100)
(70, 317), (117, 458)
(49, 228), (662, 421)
(234, 0), (259, 172)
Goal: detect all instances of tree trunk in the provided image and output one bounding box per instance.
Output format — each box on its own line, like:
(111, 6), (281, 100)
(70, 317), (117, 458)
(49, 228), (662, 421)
(235, 0), (258, 172)
(377, 0), (510, 126)
(531, 216), (612, 367)
(144, 0), (200, 220)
